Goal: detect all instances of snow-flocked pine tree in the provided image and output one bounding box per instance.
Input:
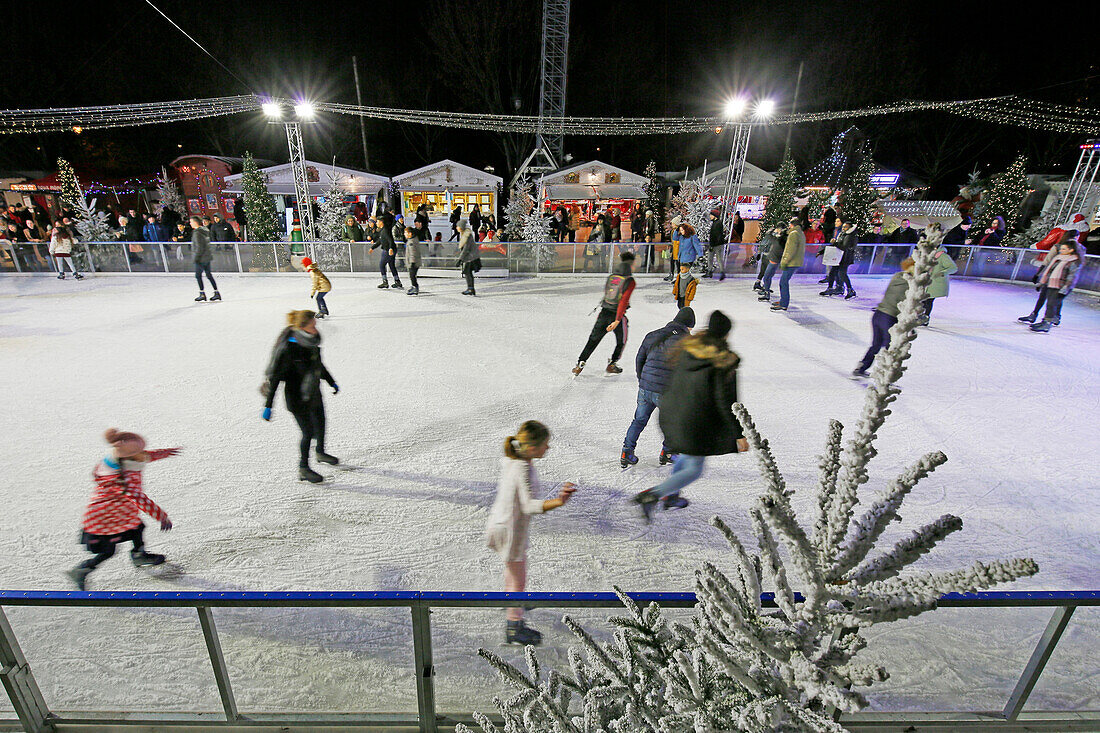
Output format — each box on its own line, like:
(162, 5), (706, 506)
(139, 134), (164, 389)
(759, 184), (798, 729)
(758, 155), (799, 242)
(461, 239), (1038, 733)
(669, 178), (713, 241)
(315, 173), (349, 241)
(71, 196), (112, 243)
(155, 166), (186, 219)
(504, 176), (534, 242)
(505, 176), (555, 268)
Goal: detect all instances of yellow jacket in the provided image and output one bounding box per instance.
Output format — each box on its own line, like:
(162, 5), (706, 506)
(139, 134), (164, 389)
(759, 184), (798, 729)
(307, 264), (331, 295)
(672, 272), (697, 306)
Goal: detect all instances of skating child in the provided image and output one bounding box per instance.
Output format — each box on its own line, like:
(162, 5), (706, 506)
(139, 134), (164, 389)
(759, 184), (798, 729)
(300, 257), (332, 318)
(673, 262), (697, 308)
(404, 226), (422, 295)
(485, 420), (576, 645)
(68, 429), (180, 590)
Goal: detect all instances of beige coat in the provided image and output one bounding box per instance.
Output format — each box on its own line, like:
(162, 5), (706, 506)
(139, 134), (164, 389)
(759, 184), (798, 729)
(306, 264), (331, 295)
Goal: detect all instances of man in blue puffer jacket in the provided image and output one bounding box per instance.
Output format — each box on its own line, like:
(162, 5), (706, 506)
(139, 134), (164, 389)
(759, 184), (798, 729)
(620, 307), (696, 468)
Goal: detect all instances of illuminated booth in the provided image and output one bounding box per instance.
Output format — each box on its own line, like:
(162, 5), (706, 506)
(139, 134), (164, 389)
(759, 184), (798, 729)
(395, 160), (502, 238)
(539, 161), (648, 241)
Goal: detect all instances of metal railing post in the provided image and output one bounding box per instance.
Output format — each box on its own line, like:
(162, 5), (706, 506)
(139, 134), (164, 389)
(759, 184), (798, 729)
(1009, 249), (1026, 282)
(233, 244), (243, 274)
(348, 243), (354, 272)
(1002, 605), (1075, 721)
(123, 243), (132, 273)
(10, 245), (22, 273)
(0, 607), (52, 733)
(410, 603), (437, 733)
(274, 244), (280, 273)
(160, 244), (169, 273)
(196, 606), (239, 722)
(962, 247), (973, 277)
(571, 242), (577, 274)
(534, 242), (540, 276)
(84, 243), (95, 273)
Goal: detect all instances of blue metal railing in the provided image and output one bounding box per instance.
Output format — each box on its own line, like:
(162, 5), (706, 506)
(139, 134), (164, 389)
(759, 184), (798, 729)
(1, 589), (1097, 732)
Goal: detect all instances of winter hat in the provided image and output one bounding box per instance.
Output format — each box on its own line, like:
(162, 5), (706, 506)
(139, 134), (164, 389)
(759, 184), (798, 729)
(674, 306), (696, 328)
(105, 428), (146, 458)
(707, 310), (732, 340)
(1067, 213), (1089, 232)
(671, 215), (682, 227)
(300, 257), (312, 267)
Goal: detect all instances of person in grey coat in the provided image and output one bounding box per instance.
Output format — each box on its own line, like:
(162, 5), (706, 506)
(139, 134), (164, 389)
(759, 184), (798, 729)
(456, 219), (479, 296)
(190, 216), (220, 302)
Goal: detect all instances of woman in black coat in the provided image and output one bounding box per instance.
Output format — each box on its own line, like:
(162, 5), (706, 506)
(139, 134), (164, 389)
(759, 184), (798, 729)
(632, 310), (748, 520)
(261, 310), (340, 483)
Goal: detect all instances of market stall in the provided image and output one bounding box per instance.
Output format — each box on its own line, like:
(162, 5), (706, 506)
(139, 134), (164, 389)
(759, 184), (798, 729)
(539, 160), (648, 241)
(395, 159), (502, 239)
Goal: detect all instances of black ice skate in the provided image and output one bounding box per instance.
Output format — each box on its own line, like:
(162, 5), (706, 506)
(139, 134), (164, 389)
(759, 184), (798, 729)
(391, 280), (403, 289)
(316, 312), (326, 319)
(67, 566), (92, 591)
(632, 490), (659, 523)
(662, 494), (690, 510)
(659, 449), (674, 466)
(131, 549), (166, 567)
(1018, 312), (1038, 323)
(620, 450), (638, 469)
(844, 290), (857, 300)
(315, 451), (339, 465)
(505, 620), (543, 646)
(74, 273), (84, 280)
(57, 272), (66, 280)
(851, 367), (869, 379)
(571, 361), (585, 376)
(605, 361), (623, 374)
(757, 290), (771, 301)
(209, 291), (222, 301)
(378, 280), (390, 289)
(195, 292), (207, 302)
(407, 286), (419, 296)
(299, 466), (324, 483)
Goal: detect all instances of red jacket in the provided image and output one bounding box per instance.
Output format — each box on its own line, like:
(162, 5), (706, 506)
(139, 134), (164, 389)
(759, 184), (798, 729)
(804, 228), (826, 244)
(82, 450), (173, 535)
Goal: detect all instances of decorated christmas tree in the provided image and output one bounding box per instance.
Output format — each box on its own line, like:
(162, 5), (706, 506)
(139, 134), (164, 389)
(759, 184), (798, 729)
(643, 161), (665, 237)
(669, 178), (713, 241)
(971, 154), (1029, 233)
(461, 239), (1038, 733)
(57, 158), (83, 211)
(757, 154), (798, 241)
(241, 152), (281, 242)
(840, 156), (877, 235)
(315, 173), (349, 241)
(154, 166), (185, 219)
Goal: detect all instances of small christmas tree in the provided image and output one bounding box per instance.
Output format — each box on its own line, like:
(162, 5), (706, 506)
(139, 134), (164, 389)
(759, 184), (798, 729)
(71, 196), (112, 243)
(643, 161), (665, 237)
(315, 173), (349, 241)
(505, 176), (535, 242)
(155, 166), (185, 219)
(241, 152), (281, 242)
(461, 239), (1038, 733)
(971, 154), (1029, 233)
(57, 158), (83, 212)
(758, 154), (799, 241)
(840, 156), (877, 235)
(669, 178), (713, 241)
(506, 176), (556, 268)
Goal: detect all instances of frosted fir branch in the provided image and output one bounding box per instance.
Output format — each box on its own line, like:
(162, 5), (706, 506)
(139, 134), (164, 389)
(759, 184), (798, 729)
(812, 629), (867, 668)
(503, 687), (538, 713)
(869, 558), (1039, 600)
(788, 651), (868, 712)
(830, 451), (949, 580)
(847, 514), (964, 585)
(813, 420), (845, 562)
(525, 645), (542, 683)
(732, 404), (792, 501)
(697, 630), (765, 696)
(478, 648), (538, 691)
(750, 508), (798, 621)
(836, 663), (889, 687)
(756, 494), (827, 621)
(786, 702), (852, 733)
(833, 595), (939, 627)
(710, 517), (763, 613)
(563, 615), (629, 687)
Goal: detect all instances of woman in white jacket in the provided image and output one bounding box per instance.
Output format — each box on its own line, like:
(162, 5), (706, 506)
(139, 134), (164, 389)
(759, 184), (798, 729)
(486, 420), (575, 645)
(49, 223), (83, 279)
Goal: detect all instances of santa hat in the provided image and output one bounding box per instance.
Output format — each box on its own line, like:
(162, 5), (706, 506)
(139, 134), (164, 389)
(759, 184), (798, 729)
(1065, 213), (1089, 232)
(300, 257), (313, 267)
(105, 428), (146, 458)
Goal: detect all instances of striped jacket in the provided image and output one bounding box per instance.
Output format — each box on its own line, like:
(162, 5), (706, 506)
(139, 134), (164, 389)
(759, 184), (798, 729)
(81, 451), (172, 536)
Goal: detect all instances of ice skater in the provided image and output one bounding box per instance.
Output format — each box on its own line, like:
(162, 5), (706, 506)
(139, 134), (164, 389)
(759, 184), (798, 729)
(404, 226), (423, 295)
(852, 257), (913, 378)
(485, 420), (576, 645)
(632, 310), (748, 521)
(300, 257), (331, 318)
(918, 224), (956, 326)
(190, 215), (221, 302)
(673, 262), (698, 309)
(572, 251), (636, 376)
(68, 429), (179, 590)
(621, 306), (695, 469)
(370, 218), (403, 290)
(261, 310), (340, 483)
(49, 222), (83, 280)
(1019, 234), (1083, 333)
(456, 219), (479, 296)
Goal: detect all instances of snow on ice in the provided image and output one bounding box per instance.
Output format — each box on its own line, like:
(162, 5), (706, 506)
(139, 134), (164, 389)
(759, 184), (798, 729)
(0, 272), (1096, 715)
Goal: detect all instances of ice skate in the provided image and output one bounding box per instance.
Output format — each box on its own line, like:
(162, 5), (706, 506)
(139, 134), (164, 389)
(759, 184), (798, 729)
(818, 277), (829, 284)
(57, 272), (66, 280)
(1017, 313), (1038, 323)
(74, 273), (84, 280)
(316, 312), (326, 319)
(67, 566), (92, 591)
(605, 361), (623, 374)
(407, 286), (419, 296)
(632, 490), (659, 523)
(620, 450), (638, 469)
(194, 292), (207, 302)
(130, 549), (166, 567)
(917, 314), (930, 327)
(504, 620), (543, 646)
(299, 466), (324, 483)
(1030, 320), (1053, 333)
(752, 281), (762, 291)
(378, 280), (389, 289)
(662, 494), (690, 510)
(757, 290), (771, 301)
(571, 361), (585, 376)
(659, 449), (674, 466)
(844, 290), (857, 300)
(851, 367), (869, 379)
(391, 280), (403, 289)
(209, 291), (222, 301)
(819, 288), (838, 296)
(770, 304), (787, 311)
(315, 451), (339, 465)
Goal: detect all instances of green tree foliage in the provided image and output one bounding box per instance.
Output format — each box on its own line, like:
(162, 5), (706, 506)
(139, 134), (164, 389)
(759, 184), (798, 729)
(241, 152), (280, 242)
(57, 158), (83, 210)
(971, 154), (1029, 233)
(757, 154), (799, 241)
(840, 156), (877, 235)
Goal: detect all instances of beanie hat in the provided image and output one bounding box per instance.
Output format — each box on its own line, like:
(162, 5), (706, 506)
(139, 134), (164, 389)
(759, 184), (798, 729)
(105, 428), (146, 458)
(707, 310), (732, 340)
(300, 257), (312, 267)
(674, 306), (696, 328)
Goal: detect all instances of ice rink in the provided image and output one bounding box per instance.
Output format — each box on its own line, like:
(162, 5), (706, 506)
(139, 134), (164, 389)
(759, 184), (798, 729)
(1, 271), (1097, 716)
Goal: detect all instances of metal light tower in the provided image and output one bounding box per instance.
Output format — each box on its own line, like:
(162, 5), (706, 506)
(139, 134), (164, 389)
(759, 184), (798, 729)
(512, 0), (570, 188)
(1054, 139), (1100, 222)
(720, 98), (773, 235)
(264, 101), (317, 240)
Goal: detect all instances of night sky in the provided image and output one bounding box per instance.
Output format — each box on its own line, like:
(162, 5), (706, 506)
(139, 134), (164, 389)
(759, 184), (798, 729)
(4, 0), (1096, 197)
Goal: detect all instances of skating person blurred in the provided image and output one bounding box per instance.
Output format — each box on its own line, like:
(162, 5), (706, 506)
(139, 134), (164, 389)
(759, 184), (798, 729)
(261, 310), (340, 483)
(673, 262), (698, 309)
(404, 226), (423, 295)
(1020, 235), (1084, 332)
(755, 224), (786, 298)
(49, 222), (83, 279)
(67, 429), (179, 590)
(706, 209), (726, 278)
(632, 310), (748, 520)
(486, 420), (576, 645)
(918, 223), (956, 325)
(456, 219), (479, 295)
(621, 307), (695, 468)
(852, 257), (914, 378)
(300, 257), (331, 318)
(572, 251), (636, 375)
(370, 218), (403, 289)
(190, 215), (221, 301)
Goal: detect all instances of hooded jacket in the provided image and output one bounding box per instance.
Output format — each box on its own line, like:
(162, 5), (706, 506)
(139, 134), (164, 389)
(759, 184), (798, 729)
(635, 313), (693, 394)
(262, 328), (334, 413)
(191, 226), (212, 264)
(673, 271), (698, 305)
(600, 260), (636, 319)
(658, 334), (743, 456)
(456, 226), (478, 264)
(306, 263), (332, 295)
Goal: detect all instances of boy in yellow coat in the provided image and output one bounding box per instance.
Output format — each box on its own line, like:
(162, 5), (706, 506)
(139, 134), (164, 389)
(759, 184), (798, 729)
(673, 263), (698, 308)
(300, 257), (332, 318)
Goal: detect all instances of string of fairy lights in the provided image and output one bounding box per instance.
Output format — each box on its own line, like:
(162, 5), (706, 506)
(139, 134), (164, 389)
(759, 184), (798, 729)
(0, 94), (1097, 136)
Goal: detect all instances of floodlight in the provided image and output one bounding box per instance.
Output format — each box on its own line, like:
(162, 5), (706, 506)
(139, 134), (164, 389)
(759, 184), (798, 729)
(262, 102), (282, 118)
(724, 98), (747, 119)
(294, 102), (316, 120)
(755, 99), (776, 118)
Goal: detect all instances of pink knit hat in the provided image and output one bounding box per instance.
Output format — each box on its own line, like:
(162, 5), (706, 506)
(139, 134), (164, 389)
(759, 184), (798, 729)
(105, 428), (146, 458)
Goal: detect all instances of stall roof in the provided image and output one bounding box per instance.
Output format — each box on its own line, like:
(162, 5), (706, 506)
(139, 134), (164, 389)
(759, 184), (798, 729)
(395, 159), (502, 189)
(223, 161), (390, 196)
(13, 169), (157, 194)
(694, 161), (775, 197)
(541, 159), (648, 186)
(170, 155), (275, 171)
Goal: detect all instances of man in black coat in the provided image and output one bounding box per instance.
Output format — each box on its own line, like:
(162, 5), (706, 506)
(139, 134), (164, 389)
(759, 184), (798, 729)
(706, 210), (726, 279)
(620, 307), (695, 468)
(209, 214), (237, 243)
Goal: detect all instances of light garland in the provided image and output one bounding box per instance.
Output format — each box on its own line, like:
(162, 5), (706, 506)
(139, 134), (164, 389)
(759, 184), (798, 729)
(0, 95), (261, 134)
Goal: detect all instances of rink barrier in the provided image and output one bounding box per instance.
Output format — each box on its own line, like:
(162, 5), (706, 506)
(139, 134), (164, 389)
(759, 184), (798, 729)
(3, 240), (1099, 294)
(0, 590), (1097, 733)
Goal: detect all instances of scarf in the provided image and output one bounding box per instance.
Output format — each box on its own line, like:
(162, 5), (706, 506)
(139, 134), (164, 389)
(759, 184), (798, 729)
(290, 328), (321, 350)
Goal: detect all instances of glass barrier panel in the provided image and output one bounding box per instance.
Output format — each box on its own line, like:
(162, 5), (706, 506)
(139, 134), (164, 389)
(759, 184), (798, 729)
(965, 247), (1020, 280)
(310, 243), (351, 273)
(0, 242), (18, 272)
(88, 243), (130, 272)
(121, 241), (166, 273)
(273, 244), (295, 272)
(11, 243), (54, 272)
(1076, 256), (1100, 292)
(1024, 606), (1099, 712)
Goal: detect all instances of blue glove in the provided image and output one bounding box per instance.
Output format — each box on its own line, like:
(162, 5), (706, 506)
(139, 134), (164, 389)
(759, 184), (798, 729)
(331, 383), (340, 395)
(261, 407), (272, 421)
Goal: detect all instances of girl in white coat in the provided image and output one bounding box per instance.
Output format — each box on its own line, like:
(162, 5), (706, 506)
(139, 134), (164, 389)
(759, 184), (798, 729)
(485, 420), (575, 645)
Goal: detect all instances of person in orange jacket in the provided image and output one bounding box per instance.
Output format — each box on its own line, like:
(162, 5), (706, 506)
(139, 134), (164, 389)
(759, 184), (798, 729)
(672, 262), (698, 308)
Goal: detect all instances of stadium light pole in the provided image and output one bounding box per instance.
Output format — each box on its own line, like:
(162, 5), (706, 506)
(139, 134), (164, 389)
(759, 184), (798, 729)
(720, 98), (773, 237)
(265, 100), (318, 241)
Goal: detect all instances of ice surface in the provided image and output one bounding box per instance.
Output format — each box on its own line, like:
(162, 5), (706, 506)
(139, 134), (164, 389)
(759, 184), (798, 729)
(0, 272), (1097, 714)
